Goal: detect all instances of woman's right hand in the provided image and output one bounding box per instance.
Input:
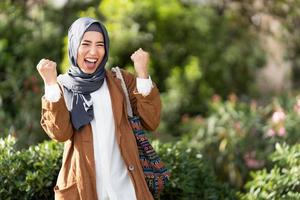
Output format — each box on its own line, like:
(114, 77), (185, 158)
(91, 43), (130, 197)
(36, 58), (58, 85)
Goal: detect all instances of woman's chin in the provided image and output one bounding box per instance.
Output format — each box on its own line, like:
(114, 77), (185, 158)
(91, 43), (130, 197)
(82, 65), (98, 74)
(84, 69), (97, 74)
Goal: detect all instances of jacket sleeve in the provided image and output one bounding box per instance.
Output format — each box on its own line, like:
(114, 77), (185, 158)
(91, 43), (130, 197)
(122, 69), (162, 131)
(40, 95), (74, 142)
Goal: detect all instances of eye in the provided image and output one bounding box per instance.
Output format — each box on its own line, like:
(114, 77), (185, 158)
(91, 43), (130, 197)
(81, 43), (89, 46)
(97, 43), (104, 47)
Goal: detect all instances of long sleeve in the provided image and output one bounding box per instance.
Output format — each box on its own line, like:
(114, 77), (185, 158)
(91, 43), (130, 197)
(122, 70), (161, 131)
(40, 85), (74, 142)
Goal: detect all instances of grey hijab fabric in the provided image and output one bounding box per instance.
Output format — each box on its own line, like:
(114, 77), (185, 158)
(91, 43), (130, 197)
(57, 17), (109, 130)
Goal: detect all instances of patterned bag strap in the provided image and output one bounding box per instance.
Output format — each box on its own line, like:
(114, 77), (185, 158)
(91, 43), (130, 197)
(111, 67), (133, 117)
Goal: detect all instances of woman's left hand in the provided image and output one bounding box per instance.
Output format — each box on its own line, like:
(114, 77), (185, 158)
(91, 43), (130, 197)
(131, 48), (149, 79)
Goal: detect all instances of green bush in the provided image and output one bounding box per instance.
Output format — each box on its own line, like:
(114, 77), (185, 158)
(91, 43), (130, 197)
(181, 95), (300, 188)
(0, 136), (236, 199)
(0, 136), (63, 200)
(153, 141), (237, 200)
(239, 143), (300, 200)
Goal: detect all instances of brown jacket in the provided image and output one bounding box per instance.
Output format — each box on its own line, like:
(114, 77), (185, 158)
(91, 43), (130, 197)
(40, 69), (161, 200)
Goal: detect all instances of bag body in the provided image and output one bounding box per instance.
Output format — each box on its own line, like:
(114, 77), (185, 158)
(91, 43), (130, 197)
(129, 115), (170, 197)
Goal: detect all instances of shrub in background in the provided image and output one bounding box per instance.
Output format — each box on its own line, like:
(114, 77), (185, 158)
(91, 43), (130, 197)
(153, 141), (237, 200)
(0, 136), (63, 200)
(239, 143), (300, 200)
(0, 136), (236, 199)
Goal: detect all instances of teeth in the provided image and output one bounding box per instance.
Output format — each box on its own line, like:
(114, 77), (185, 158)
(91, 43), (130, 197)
(85, 58), (97, 63)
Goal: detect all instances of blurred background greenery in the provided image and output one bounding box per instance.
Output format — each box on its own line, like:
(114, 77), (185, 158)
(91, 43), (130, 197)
(1, 0), (300, 199)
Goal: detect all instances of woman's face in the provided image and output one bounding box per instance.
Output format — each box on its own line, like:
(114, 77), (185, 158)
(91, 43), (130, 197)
(77, 31), (105, 74)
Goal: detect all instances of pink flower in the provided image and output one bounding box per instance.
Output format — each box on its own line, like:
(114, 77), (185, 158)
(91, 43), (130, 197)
(234, 122), (241, 132)
(267, 129), (276, 137)
(245, 158), (263, 169)
(277, 127), (286, 137)
(272, 110), (286, 123)
(181, 114), (190, 123)
(243, 151), (264, 169)
(212, 94), (221, 103)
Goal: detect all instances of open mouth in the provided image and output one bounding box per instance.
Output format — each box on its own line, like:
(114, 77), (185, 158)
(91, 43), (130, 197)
(84, 58), (98, 70)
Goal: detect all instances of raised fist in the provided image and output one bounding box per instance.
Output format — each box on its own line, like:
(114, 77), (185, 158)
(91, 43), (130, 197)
(130, 48), (149, 79)
(36, 59), (58, 85)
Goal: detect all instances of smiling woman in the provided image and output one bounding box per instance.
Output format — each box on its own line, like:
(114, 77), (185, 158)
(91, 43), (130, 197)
(36, 17), (162, 200)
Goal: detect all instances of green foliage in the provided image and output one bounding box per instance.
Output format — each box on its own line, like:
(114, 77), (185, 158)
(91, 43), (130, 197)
(181, 95), (300, 188)
(159, 56), (213, 136)
(0, 135), (236, 199)
(0, 136), (63, 200)
(239, 143), (300, 200)
(3, 0), (300, 198)
(153, 141), (237, 200)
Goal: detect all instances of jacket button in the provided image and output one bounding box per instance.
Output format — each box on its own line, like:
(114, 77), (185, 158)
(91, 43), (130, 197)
(128, 165), (135, 171)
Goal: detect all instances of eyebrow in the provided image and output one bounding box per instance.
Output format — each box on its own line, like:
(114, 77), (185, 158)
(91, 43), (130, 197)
(81, 40), (104, 44)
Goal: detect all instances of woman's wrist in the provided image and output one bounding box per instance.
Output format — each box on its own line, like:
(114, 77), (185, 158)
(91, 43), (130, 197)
(137, 73), (149, 79)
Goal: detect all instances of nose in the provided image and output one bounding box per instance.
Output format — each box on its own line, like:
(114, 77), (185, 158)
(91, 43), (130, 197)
(89, 45), (97, 55)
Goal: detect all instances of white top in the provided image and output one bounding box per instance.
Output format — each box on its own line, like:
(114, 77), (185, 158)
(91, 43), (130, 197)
(45, 76), (153, 200)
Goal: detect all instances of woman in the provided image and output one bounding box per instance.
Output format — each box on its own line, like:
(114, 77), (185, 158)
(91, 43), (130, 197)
(36, 17), (161, 200)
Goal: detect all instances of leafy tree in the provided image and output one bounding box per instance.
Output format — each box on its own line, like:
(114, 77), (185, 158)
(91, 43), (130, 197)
(98, 0), (265, 95)
(0, 0), (61, 146)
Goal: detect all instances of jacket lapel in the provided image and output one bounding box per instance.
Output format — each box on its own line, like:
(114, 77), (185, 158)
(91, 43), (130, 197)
(105, 70), (124, 127)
